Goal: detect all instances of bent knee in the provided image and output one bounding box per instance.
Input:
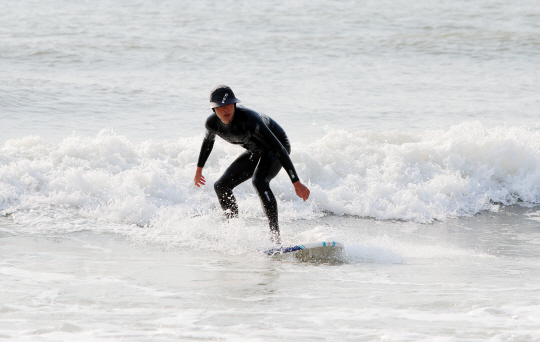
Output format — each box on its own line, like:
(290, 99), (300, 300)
(214, 180), (226, 194)
(252, 176), (269, 193)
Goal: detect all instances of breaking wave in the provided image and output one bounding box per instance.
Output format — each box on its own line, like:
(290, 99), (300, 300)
(1, 122), (539, 234)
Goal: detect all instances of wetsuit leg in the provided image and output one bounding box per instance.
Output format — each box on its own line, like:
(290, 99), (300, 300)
(251, 149), (288, 232)
(214, 152), (258, 218)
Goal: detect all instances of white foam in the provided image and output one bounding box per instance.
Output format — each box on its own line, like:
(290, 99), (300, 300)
(296, 122), (540, 222)
(1, 122), (539, 243)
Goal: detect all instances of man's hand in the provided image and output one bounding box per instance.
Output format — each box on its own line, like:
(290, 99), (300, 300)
(293, 181), (310, 201)
(194, 167), (206, 187)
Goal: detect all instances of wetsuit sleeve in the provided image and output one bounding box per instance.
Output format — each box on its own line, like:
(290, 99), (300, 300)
(252, 119), (300, 183)
(197, 130), (216, 168)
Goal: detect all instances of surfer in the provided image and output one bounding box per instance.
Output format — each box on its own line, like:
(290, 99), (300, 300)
(194, 85), (310, 244)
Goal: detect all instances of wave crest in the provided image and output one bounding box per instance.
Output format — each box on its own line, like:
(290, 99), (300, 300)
(1, 122), (539, 228)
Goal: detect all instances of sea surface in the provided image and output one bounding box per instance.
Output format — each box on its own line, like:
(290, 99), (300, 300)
(1, 0), (540, 341)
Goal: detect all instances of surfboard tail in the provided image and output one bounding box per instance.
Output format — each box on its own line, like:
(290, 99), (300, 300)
(264, 245), (304, 256)
(264, 241), (343, 256)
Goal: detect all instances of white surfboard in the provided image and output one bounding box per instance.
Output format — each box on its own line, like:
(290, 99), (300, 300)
(265, 241), (344, 260)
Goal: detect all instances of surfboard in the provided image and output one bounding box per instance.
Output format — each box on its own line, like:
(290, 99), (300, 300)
(264, 241), (344, 261)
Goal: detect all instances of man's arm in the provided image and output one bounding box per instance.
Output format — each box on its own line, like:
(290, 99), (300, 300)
(251, 117), (310, 201)
(194, 130), (216, 187)
(293, 181), (310, 201)
(197, 130), (215, 168)
(194, 166), (205, 187)
(252, 119), (299, 183)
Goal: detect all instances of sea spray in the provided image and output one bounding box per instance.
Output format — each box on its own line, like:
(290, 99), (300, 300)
(1, 122), (539, 236)
(297, 122), (540, 222)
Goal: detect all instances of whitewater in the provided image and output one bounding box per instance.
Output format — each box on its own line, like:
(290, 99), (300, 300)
(2, 122), (540, 230)
(1, 0), (540, 341)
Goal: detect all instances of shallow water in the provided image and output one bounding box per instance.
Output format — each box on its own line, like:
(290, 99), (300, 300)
(2, 206), (540, 341)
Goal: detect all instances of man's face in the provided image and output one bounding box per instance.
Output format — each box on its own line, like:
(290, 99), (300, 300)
(215, 104), (235, 124)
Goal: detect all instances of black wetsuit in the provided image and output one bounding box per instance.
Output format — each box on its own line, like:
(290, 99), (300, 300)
(197, 106), (299, 232)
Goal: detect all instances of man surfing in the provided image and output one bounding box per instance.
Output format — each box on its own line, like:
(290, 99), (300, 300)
(194, 85), (310, 244)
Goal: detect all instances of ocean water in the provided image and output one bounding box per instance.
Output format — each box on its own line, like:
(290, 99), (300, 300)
(1, 0), (540, 341)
